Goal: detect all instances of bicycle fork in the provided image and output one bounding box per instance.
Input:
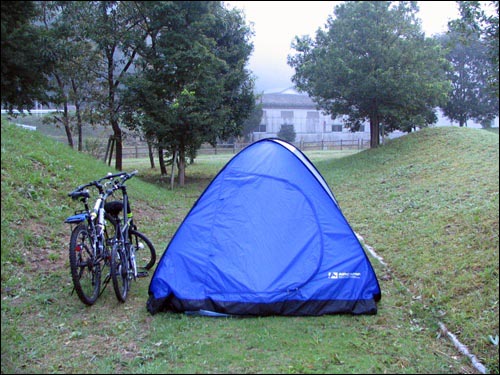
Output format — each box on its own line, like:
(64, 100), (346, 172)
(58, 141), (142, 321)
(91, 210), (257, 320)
(131, 245), (138, 279)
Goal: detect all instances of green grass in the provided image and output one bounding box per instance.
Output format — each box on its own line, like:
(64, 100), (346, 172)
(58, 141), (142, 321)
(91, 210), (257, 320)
(1, 120), (498, 374)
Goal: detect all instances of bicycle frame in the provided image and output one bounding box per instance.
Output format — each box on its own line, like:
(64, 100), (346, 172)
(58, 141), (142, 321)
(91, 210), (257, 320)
(110, 181), (138, 280)
(65, 177), (116, 259)
(65, 190), (106, 270)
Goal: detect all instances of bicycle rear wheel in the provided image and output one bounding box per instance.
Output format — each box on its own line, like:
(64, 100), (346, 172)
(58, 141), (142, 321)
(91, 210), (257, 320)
(69, 223), (101, 305)
(110, 242), (129, 302)
(129, 229), (156, 272)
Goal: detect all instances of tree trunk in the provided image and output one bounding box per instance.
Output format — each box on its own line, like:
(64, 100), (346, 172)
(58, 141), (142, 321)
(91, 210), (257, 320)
(158, 147), (167, 176)
(111, 119), (123, 171)
(147, 140), (155, 169)
(369, 114), (380, 148)
(178, 146), (186, 187)
(75, 101), (83, 152)
(55, 74), (74, 148)
(62, 101), (73, 149)
(106, 45), (122, 171)
(170, 150), (176, 190)
(70, 79), (84, 151)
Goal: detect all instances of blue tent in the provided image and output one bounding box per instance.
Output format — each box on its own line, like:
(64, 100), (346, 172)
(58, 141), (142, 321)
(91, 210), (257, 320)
(147, 138), (381, 316)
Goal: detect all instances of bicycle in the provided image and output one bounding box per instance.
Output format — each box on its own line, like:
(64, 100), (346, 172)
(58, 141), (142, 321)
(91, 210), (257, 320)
(65, 171), (156, 305)
(105, 171), (156, 302)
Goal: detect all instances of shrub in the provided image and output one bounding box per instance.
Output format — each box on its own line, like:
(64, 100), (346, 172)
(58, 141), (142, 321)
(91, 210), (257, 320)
(277, 124), (296, 142)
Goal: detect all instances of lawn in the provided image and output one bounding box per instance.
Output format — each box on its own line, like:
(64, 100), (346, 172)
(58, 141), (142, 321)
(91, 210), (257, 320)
(1, 121), (498, 374)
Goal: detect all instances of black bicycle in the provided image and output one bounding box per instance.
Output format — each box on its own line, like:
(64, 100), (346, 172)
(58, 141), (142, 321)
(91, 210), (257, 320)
(65, 171), (156, 305)
(106, 171), (156, 302)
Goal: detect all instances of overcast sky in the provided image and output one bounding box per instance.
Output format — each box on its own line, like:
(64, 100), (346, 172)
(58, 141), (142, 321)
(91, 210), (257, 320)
(226, 1), (460, 93)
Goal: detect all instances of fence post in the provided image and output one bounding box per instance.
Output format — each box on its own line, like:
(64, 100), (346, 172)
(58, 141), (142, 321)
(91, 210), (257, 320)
(105, 136), (115, 166)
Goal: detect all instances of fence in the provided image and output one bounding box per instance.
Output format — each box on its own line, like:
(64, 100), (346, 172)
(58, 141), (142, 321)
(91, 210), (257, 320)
(117, 138), (370, 160)
(116, 143), (248, 160)
(297, 139), (370, 151)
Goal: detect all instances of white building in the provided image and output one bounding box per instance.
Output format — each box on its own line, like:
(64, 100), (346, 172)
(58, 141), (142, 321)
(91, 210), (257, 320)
(252, 88), (370, 143)
(431, 108), (499, 129)
(252, 88), (498, 144)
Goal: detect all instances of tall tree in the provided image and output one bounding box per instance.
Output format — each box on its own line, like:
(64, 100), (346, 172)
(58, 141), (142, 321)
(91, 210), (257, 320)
(438, 30), (499, 127)
(121, 1), (255, 186)
(38, 1), (104, 150)
(288, 1), (452, 148)
(450, 1), (499, 96)
(76, 1), (147, 171)
(1, 1), (53, 112)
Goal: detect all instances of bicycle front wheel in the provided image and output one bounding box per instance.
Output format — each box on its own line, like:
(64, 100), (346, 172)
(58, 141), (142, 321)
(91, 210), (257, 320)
(110, 243), (129, 302)
(129, 229), (156, 271)
(69, 223), (101, 305)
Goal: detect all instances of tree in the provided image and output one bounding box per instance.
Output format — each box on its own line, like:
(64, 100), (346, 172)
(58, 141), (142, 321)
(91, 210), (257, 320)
(288, 1), (452, 148)
(449, 1), (499, 96)
(75, 1), (147, 171)
(438, 30), (499, 127)
(1, 1), (54, 112)
(121, 1), (255, 186)
(38, 1), (104, 150)
(277, 124), (296, 143)
(241, 102), (263, 142)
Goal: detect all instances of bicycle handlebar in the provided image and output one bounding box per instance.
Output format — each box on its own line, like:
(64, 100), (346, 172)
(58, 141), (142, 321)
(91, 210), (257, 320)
(68, 170), (138, 199)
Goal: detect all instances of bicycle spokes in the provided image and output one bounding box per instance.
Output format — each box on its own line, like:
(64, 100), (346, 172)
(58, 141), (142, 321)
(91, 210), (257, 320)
(69, 224), (101, 305)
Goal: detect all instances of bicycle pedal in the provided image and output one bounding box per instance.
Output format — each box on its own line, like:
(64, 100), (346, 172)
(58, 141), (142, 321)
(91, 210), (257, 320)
(136, 271), (149, 278)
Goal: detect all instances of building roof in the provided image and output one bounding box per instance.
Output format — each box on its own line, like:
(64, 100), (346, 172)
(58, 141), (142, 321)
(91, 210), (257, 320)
(260, 87), (318, 109)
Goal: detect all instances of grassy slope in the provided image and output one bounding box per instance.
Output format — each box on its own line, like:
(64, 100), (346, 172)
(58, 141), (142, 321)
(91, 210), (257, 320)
(1, 122), (498, 374)
(316, 127), (499, 372)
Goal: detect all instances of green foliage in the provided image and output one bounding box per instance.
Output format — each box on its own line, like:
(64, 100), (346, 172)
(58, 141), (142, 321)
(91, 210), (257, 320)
(59, 1), (155, 171)
(83, 137), (105, 158)
(449, 1), (499, 95)
(0, 1), (53, 112)
(277, 124), (296, 143)
(437, 29), (499, 127)
(120, 1), (255, 186)
(36, 1), (106, 150)
(288, 1), (452, 148)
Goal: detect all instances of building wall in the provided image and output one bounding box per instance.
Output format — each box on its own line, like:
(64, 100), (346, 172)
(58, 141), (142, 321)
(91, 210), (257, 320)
(251, 89), (498, 143)
(432, 108), (499, 129)
(253, 107), (370, 143)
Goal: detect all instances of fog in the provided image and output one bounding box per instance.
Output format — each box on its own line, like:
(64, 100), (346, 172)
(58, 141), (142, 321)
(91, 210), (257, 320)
(227, 1), (460, 93)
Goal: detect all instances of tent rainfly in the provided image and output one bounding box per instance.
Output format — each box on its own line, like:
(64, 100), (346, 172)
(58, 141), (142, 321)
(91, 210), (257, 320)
(147, 138), (381, 316)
